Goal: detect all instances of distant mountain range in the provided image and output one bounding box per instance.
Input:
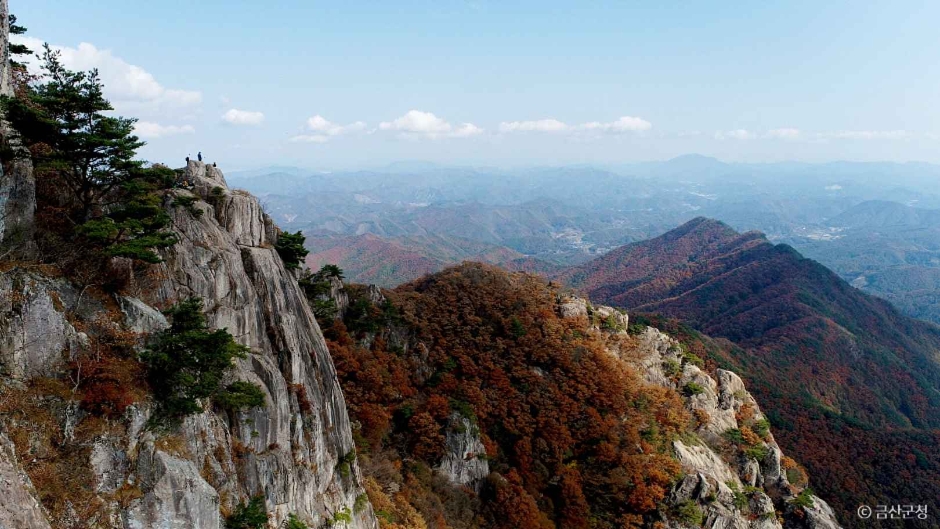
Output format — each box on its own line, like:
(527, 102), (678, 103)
(231, 157), (940, 324)
(556, 217), (940, 522)
(305, 233), (527, 287)
(784, 200), (940, 324)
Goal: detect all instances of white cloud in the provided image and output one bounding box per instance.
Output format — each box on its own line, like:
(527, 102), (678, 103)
(12, 36), (201, 111)
(499, 119), (568, 133)
(379, 110), (483, 139)
(451, 123), (485, 137)
(766, 128), (801, 140)
(714, 129), (755, 140)
(289, 134), (330, 143)
(289, 115), (368, 143)
(577, 116), (652, 132)
(821, 130), (909, 140)
(222, 108), (265, 126)
(134, 121), (195, 139)
(308, 115), (366, 134)
(499, 116), (651, 136)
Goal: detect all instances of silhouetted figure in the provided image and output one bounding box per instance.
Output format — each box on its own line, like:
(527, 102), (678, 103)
(213, 162), (217, 167)
(197, 151), (203, 162)
(186, 156), (190, 163)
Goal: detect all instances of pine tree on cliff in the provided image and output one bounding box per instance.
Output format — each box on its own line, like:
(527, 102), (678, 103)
(3, 44), (143, 219)
(8, 14), (31, 66)
(1, 43), (177, 263)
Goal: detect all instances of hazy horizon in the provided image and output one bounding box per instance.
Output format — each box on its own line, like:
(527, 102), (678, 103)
(224, 154), (940, 176)
(11, 1), (940, 169)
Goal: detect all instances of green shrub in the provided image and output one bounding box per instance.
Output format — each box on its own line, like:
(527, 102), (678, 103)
(601, 313), (624, 331)
(791, 488), (815, 508)
(344, 298), (379, 334)
(299, 264), (345, 321)
(225, 496), (268, 529)
(683, 382), (705, 396)
(209, 186), (226, 204)
(627, 323), (647, 335)
(330, 507), (352, 526)
(663, 359), (682, 377)
(726, 481), (749, 511)
(275, 230), (308, 270)
(449, 399), (477, 423)
(674, 499), (704, 526)
(682, 351), (705, 368)
(77, 174), (178, 263)
(354, 493), (369, 513)
(724, 428), (745, 445)
(172, 194), (204, 218)
(215, 380), (266, 412)
(336, 449), (357, 478)
(752, 418), (771, 438)
(318, 264), (344, 280)
(744, 443), (770, 461)
(141, 297), (254, 422)
(509, 316), (527, 339)
(285, 513), (308, 529)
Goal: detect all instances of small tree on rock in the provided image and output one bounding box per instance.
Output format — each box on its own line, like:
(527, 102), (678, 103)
(4, 44), (144, 219)
(274, 230), (308, 270)
(141, 297), (264, 422)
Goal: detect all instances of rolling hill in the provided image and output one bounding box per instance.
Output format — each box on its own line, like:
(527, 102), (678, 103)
(305, 233), (528, 287)
(556, 217), (940, 522)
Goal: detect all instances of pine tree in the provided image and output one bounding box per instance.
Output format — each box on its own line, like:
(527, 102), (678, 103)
(8, 14), (31, 66)
(3, 44), (144, 219)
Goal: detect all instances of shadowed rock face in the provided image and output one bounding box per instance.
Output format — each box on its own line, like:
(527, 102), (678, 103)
(0, 161), (377, 528)
(0, 0), (36, 256)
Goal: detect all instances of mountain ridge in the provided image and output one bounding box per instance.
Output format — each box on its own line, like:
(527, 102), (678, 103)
(553, 217), (940, 522)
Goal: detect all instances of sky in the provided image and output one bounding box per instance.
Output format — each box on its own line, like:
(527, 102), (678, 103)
(10, 1), (940, 170)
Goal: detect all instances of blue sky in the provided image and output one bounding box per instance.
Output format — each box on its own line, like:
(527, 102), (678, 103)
(11, 1), (940, 169)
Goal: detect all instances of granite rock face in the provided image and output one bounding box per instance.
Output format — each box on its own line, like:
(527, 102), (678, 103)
(558, 297), (843, 529)
(0, 432), (51, 529)
(0, 161), (376, 528)
(438, 413), (490, 491)
(630, 324), (842, 529)
(0, 272), (86, 380)
(0, 0), (35, 255)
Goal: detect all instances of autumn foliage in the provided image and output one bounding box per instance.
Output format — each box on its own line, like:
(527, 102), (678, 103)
(561, 217), (940, 523)
(324, 263), (689, 528)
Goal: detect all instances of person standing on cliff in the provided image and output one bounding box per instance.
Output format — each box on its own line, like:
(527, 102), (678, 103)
(197, 151), (203, 162)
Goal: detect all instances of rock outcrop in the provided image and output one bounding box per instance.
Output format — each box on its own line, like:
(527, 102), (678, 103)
(0, 432), (51, 529)
(0, 0), (36, 255)
(437, 413), (489, 491)
(0, 0), (11, 96)
(0, 161), (377, 528)
(559, 296), (843, 529)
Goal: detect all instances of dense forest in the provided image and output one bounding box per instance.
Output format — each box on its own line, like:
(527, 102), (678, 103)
(310, 263), (831, 529)
(322, 264), (686, 528)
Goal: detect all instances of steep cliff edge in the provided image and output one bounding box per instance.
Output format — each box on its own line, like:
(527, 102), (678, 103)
(0, 0), (36, 256)
(557, 295), (841, 529)
(0, 160), (377, 528)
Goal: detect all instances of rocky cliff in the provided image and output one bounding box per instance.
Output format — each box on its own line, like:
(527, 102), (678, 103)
(558, 295), (842, 529)
(0, 160), (377, 528)
(0, 0), (35, 256)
